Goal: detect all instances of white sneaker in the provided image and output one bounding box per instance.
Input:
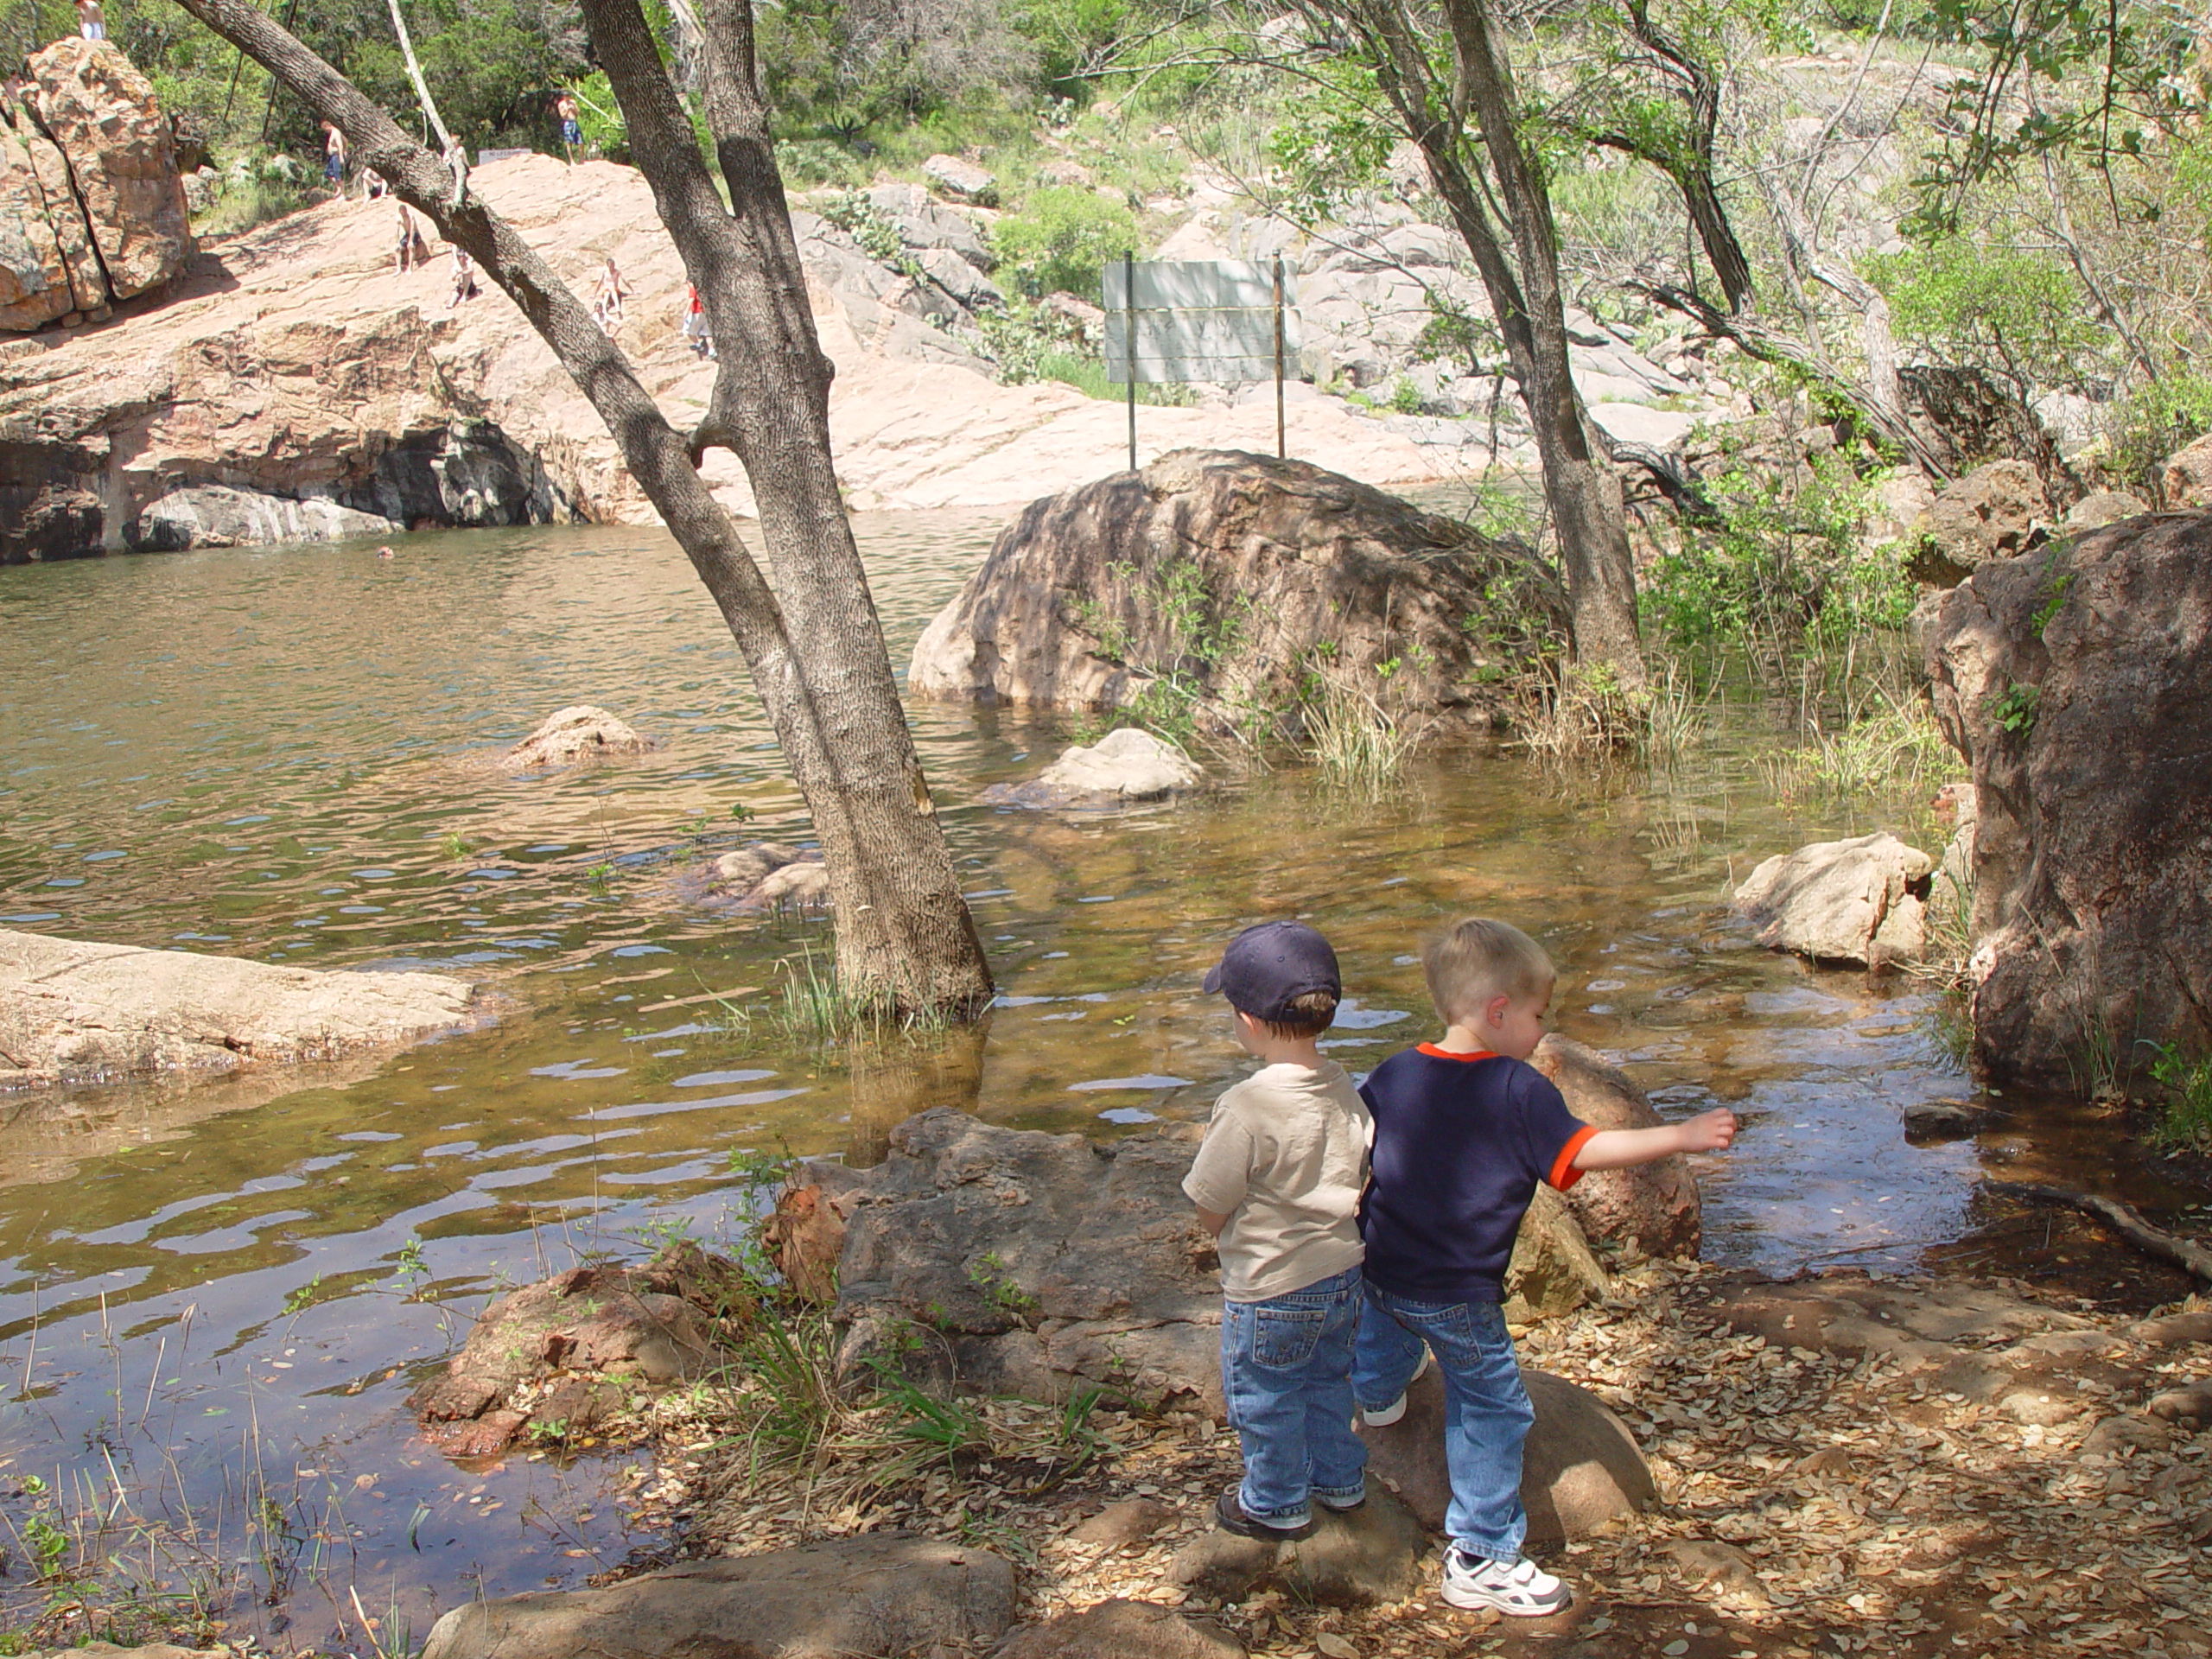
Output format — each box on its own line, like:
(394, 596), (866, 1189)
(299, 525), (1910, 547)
(1359, 1350), (1432, 1427)
(1441, 1550), (1571, 1615)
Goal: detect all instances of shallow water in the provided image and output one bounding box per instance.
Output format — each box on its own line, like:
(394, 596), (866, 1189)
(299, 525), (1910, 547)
(0, 508), (2194, 1648)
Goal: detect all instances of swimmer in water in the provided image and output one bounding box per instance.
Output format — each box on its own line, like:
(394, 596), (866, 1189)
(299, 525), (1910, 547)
(377, 544), (395, 558)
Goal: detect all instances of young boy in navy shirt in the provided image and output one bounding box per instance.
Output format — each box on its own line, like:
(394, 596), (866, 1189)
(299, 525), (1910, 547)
(1354, 917), (1737, 1615)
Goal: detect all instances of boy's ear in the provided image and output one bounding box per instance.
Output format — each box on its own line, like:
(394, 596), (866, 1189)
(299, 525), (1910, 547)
(1484, 993), (1511, 1027)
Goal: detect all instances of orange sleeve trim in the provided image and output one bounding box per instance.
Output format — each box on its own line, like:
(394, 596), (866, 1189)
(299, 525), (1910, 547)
(1548, 1125), (1599, 1192)
(1417, 1043), (1500, 1062)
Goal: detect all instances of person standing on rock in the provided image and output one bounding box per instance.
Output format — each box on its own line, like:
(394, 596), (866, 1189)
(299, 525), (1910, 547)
(394, 203), (419, 275)
(591, 255), (627, 337)
(321, 120), (346, 195)
(77, 0), (106, 40)
(680, 283), (713, 359)
(448, 245), (479, 308)
(555, 89), (582, 164)
(1181, 920), (1372, 1543)
(1351, 918), (1738, 1617)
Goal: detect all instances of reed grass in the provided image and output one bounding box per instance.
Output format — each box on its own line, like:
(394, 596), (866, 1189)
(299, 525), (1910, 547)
(1304, 675), (1420, 791)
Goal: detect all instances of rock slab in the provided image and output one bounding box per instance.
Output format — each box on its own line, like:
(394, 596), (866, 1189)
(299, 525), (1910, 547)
(1356, 1366), (1656, 1548)
(416, 1533), (1015, 1659)
(1732, 831), (1934, 967)
(1166, 1487), (1430, 1606)
(1925, 512), (2212, 1085)
(134, 484), (398, 550)
(909, 449), (1564, 733)
(0, 928), (475, 1090)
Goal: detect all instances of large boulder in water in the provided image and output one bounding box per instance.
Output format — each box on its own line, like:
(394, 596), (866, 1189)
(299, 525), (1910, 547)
(981, 727), (1203, 809)
(908, 450), (1564, 734)
(1926, 512), (2212, 1087)
(2, 40), (193, 330)
(0, 928), (476, 1089)
(497, 705), (655, 771)
(1732, 831), (1934, 968)
(133, 484), (398, 550)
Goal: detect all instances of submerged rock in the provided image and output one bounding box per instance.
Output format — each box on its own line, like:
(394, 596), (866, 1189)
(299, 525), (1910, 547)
(909, 449), (1565, 734)
(1357, 1366), (1657, 1548)
(982, 726), (1204, 810)
(1926, 511), (2212, 1087)
(0, 928), (475, 1090)
(2, 39), (193, 331)
(408, 1242), (753, 1459)
(417, 1534), (1015, 1659)
(497, 704), (655, 771)
(1732, 831), (1934, 967)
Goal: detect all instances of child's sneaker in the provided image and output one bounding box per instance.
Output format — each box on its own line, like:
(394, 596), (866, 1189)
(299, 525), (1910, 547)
(1359, 1350), (1433, 1427)
(1440, 1548), (1571, 1615)
(1213, 1490), (1316, 1542)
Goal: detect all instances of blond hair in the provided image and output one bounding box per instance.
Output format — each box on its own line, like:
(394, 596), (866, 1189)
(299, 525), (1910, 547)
(1422, 917), (1554, 1023)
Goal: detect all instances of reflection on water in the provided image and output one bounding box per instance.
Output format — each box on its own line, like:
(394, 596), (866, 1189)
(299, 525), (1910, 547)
(0, 509), (2189, 1645)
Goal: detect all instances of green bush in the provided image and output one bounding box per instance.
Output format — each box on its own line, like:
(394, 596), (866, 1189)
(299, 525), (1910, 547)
(2106, 372), (2212, 492)
(1642, 456), (1910, 655)
(1865, 238), (2105, 394)
(990, 184), (1137, 299)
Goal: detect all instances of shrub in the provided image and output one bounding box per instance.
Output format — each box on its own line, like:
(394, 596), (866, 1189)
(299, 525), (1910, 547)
(2105, 372), (2212, 493)
(990, 184), (1137, 299)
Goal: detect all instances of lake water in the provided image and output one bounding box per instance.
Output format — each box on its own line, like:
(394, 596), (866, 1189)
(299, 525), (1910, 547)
(0, 508), (2190, 1649)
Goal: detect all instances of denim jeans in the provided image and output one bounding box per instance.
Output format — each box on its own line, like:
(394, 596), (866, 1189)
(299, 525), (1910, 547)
(1352, 1282), (1534, 1560)
(1219, 1265), (1368, 1527)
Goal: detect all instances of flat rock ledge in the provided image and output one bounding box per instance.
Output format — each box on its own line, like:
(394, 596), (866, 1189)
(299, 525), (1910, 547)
(0, 928), (477, 1090)
(418, 1533), (1016, 1659)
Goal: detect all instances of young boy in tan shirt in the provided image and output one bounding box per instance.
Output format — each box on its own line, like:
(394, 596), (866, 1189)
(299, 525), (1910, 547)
(1183, 920), (1372, 1540)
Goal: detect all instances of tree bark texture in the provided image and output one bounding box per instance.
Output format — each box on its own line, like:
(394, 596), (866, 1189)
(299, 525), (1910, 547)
(1319, 0), (1644, 687)
(172, 0), (994, 1014)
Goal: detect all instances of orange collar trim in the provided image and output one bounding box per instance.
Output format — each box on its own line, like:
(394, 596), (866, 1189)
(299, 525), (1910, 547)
(1416, 1043), (1501, 1062)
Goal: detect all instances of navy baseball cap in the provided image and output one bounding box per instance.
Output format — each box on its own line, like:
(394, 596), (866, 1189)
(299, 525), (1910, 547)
(1203, 920), (1341, 1022)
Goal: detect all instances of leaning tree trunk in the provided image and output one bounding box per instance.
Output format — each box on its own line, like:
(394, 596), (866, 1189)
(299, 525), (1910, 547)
(1438, 0), (1645, 687)
(172, 0), (994, 1014)
(1326, 0), (1645, 688)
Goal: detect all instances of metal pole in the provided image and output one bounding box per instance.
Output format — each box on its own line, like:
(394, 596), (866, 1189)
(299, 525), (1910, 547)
(1124, 250), (1137, 474)
(1273, 254), (1286, 461)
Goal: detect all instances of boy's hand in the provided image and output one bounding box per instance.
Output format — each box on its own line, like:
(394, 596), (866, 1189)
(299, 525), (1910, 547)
(1679, 1107), (1738, 1152)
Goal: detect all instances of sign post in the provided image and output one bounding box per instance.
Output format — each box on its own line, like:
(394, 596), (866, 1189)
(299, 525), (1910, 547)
(1104, 258), (1301, 471)
(1123, 250), (1137, 474)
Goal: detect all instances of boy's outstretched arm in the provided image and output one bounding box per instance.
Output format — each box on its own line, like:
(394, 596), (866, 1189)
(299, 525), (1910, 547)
(1572, 1106), (1738, 1172)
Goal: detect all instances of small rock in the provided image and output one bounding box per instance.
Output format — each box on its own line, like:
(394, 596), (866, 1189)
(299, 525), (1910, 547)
(2146, 1382), (2212, 1426)
(1503, 1184), (1607, 1324)
(2133, 1311), (2212, 1345)
(1663, 1539), (1770, 1608)
(1069, 1497), (1173, 1549)
(1166, 1487), (1428, 1606)
(997, 1599), (1247, 1659)
(1902, 1098), (1995, 1139)
(1732, 831), (1935, 967)
(982, 727), (1204, 810)
(498, 705), (655, 771)
(417, 1534), (1014, 1659)
(1997, 1385), (2082, 1427)
(1910, 459), (2050, 583)
(714, 841), (804, 892)
(923, 153), (997, 205)
(2082, 1413), (2175, 1458)
(751, 860), (831, 907)
(1357, 1368), (1655, 1548)
(2063, 490), (2148, 531)
(2161, 432), (2212, 509)
(1793, 1445), (1853, 1478)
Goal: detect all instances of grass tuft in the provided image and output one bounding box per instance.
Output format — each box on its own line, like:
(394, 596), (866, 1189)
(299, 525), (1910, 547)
(1304, 676), (1419, 791)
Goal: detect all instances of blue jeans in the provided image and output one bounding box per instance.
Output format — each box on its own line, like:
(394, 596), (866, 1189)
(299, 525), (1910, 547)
(1352, 1282), (1533, 1560)
(1220, 1265), (1367, 1527)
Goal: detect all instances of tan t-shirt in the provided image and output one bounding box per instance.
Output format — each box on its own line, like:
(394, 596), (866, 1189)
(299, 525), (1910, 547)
(1182, 1059), (1371, 1303)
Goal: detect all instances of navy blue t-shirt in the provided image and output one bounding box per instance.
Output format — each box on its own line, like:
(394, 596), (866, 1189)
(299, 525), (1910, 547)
(1358, 1045), (1597, 1304)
